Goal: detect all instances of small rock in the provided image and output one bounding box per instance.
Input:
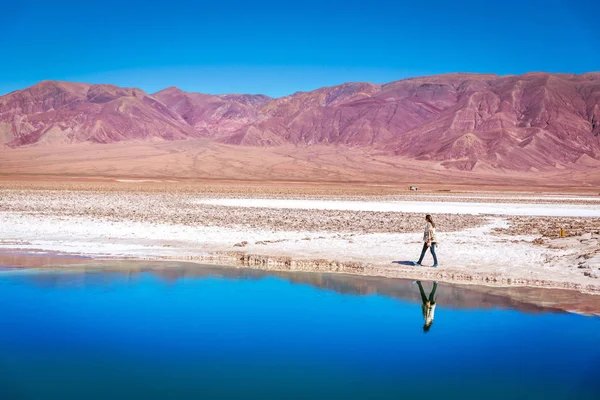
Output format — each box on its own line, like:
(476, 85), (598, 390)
(584, 271), (598, 278)
(233, 241), (248, 247)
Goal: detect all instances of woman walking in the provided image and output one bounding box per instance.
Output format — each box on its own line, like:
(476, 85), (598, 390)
(412, 214), (438, 267)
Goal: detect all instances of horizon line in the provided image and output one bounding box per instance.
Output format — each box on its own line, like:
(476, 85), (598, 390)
(2, 70), (600, 99)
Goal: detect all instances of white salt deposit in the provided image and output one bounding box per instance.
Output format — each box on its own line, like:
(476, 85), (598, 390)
(1, 195), (597, 290)
(0, 211), (582, 287)
(195, 198), (600, 217)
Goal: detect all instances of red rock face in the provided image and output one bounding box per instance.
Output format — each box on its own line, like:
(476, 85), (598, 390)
(225, 73), (600, 171)
(0, 81), (199, 146)
(2, 73), (600, 171)
(152, 88), (271, 137)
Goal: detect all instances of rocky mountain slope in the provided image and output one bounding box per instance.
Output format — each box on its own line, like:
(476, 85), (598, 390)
(2, 73), (599, 171)
(0, 81), (201, 146)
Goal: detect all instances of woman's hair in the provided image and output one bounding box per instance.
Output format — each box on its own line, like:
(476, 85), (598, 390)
(426, 214), (435, 228)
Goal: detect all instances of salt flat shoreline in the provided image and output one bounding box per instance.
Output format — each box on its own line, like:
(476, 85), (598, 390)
(2, 255), (600, 316)
(1, 182), (599, 293)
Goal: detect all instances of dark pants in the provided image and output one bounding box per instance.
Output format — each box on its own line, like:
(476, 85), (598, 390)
(417, 242), (438, 265)
(417, 281), (438, 304)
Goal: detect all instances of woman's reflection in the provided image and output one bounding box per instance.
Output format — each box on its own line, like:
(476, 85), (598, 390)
(415, 280), (438, 333)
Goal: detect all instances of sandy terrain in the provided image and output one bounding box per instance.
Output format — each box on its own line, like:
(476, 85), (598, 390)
(2, 141), (600, 191)
(1, 180), (598, 293)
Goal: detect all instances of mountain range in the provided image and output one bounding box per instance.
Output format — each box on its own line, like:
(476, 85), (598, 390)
(2, 72), (600, 172)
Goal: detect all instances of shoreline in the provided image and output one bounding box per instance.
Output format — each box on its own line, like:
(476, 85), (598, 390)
(1, 183), (599, 294)
(2, 251), (600, 316)
(124, 251), (600, 294)
(4, 247), (600, 293)
(1, 220), (598, 294)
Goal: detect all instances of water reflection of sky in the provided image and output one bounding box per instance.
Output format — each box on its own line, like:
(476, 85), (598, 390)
(0, 265), (599, 399)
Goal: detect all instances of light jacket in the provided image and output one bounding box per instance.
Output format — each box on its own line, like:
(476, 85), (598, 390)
(422, 303), (436, 325)
(423, 222), (437, 243)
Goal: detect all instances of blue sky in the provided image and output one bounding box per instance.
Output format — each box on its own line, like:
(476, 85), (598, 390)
(0, 0), (598, 97)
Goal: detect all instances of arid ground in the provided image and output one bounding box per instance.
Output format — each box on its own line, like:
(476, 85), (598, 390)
(2, 140), (600, 191)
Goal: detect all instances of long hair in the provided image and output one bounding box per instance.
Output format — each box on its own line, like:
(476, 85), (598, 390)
(426, 214), (435, 228)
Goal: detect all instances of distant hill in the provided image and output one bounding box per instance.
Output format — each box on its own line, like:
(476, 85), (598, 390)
(2, 72), (599, 172)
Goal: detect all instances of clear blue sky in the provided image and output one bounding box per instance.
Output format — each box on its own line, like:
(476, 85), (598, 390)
(1, 0), (598, 97)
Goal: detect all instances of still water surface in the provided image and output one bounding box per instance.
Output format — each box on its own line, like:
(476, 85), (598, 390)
(0, 263), (599, 399)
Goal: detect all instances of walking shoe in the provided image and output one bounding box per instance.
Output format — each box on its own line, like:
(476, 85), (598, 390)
(432, 264), (438, 268)
(411, 261), (422, 266)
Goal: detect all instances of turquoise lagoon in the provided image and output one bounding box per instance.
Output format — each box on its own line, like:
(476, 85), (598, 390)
(0, 263), (598, 399)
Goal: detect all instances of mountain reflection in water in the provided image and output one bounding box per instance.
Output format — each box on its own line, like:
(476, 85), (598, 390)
(4, 260), (599, 316)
